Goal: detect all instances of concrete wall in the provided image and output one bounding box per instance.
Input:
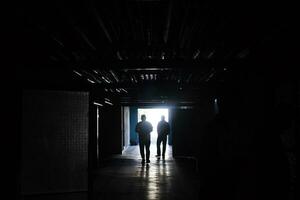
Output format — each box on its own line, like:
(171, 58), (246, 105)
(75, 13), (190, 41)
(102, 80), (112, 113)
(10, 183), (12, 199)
(99, 106), (122, 158)
(196, 65), (297, 199)
(21, 90), (89, 194)
(171, 103), (215, 158)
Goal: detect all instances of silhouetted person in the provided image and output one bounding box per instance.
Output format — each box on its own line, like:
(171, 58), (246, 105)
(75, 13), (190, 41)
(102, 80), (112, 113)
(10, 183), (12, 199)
(156, 115), (170, 159)
(135, 114), (153, 163)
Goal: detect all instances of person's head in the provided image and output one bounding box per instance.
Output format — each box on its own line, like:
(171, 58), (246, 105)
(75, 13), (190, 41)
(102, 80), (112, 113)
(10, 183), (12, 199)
(141, 114), (146, 121)
(161, 115), (165, 121)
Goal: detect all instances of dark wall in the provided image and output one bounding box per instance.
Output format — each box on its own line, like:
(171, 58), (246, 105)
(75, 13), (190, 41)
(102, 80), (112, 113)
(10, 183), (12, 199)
(21, 90), (89, 194)
(197, 63), (297, 199)
(171, 103), (215, 158)
(99, 106), (122, 159)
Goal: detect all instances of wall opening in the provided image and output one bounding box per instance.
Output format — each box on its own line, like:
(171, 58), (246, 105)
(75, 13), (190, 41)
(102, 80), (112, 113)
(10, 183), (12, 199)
(123, 107), (172, 159)
(121, 106), (130, 151)
(137, 108), (169, 144)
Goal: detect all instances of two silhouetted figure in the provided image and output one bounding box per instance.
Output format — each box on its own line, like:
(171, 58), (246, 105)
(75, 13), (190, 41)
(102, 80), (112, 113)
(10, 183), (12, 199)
(135, 115), (170, 163)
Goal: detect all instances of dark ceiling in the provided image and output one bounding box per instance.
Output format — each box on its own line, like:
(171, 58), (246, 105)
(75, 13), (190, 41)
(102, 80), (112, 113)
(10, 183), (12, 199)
(17, 0), (292, 105)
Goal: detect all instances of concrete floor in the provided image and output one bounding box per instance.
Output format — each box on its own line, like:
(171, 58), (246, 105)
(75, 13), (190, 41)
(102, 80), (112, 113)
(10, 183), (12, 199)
(21, 144), (201, 200)
(121, 141), (173, 160)
(92, 144), (201, 200)
(20, 143), (295, 200)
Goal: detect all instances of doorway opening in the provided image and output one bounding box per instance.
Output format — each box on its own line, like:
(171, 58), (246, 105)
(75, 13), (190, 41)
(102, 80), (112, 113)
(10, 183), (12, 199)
(137, 108), (169, 144)
(122, 107), (172, 159)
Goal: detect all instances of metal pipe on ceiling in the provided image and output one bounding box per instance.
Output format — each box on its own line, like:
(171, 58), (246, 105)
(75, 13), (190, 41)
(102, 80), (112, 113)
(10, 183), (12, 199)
(109, 70), (120, 82)
(78, 70), (102, 84)
(164, 0), (173, 44)
(91, 7), (113, 43)
(74, 27), (97, 50)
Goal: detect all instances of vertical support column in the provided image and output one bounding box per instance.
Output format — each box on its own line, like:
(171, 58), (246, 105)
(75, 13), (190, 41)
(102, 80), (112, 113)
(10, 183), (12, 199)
(121, 106), (124, 150)
(88, 92), (95, 200)
(16, 88), (23, 199)
(168, 108), (173, 145)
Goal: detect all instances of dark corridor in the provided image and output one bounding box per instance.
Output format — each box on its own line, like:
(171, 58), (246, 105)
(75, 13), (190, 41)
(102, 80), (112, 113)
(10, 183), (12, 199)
(9, 0), (297, 200)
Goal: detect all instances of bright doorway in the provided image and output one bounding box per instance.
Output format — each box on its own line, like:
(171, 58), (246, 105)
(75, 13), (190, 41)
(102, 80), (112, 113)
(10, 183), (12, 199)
(137, 108), (169, 144)
(122, 107), (172, 159)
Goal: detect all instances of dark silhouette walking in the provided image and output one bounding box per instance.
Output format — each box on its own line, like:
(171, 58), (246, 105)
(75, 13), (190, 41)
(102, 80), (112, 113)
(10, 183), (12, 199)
(135, 114), (153, 163)
(156, 115), (170, 159)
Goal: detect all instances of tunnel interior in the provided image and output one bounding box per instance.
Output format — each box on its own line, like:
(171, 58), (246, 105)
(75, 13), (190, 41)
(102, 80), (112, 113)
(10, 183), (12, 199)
(11, 0), (297, 200)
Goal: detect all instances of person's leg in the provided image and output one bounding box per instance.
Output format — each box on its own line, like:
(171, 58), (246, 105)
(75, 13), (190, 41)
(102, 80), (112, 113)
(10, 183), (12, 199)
(139, 137), (145, 161)
(162, 136), (167, 158)
(156, 135), (161, 156)
(146, 139), (151, 163)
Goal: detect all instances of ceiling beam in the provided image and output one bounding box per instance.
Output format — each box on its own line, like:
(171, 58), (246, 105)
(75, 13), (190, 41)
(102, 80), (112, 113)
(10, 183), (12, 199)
(77, 59), (217, 70)
(89, 81), (208, 89)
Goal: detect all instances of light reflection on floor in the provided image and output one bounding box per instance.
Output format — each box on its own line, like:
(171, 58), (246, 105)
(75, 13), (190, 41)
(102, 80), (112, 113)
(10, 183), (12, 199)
(93, 145), (199, 200)
(124, 145), (174, 200)
(122, 142), (173, 161)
